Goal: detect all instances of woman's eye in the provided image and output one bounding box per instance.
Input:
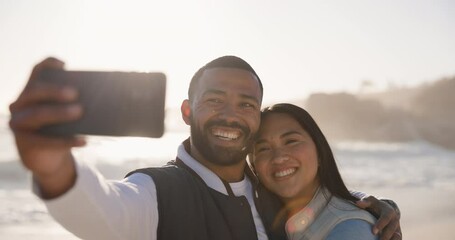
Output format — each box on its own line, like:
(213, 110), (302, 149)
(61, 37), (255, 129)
(285, 139), (299, 145)
(255, 146), (270, 153)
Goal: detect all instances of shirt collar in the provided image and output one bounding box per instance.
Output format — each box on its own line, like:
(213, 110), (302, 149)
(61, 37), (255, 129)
(177, 141), (230, 195)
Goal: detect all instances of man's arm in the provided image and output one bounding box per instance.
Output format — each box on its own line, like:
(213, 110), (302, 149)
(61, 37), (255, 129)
(356, 195), (402, 240)
(37, 159), (159, 240)
(10, 58), (159, 239)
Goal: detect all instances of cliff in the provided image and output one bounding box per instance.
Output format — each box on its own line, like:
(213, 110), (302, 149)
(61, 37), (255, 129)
(300, 76), (455, 150)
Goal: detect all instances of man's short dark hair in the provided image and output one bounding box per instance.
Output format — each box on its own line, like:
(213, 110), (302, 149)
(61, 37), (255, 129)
(188, 56), (263, 102)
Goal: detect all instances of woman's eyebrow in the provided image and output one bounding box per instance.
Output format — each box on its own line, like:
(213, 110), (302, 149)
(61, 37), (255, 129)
(255, 139), (267, 145)
(280, 130), (302, 138)
(255, 130), (301, 144)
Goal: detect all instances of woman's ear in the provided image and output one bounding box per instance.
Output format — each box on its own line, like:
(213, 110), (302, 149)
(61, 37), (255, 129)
(181, 99), (191, 125)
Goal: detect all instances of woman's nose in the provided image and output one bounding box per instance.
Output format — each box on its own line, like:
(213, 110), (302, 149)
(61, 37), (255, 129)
(271, 151), (290, 164)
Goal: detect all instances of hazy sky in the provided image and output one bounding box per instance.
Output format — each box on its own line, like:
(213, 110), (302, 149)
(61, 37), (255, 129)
(1, 0), (454, 114)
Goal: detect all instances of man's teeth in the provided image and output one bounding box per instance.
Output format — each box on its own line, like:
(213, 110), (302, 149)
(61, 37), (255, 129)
(275, 168), (296, 178)
(213, 130), (239, 140)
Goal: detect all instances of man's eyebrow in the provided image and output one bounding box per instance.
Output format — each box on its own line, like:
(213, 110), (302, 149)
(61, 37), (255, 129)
(240, 93), (260, 104)
(203, 89), (259, 104)
(203, 89), (226, 96)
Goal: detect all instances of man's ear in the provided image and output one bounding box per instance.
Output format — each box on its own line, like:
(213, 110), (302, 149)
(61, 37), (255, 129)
(181, 99), (191, 125)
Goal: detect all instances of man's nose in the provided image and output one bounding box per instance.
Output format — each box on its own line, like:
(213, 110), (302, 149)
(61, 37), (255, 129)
(218, 104), (238, 122)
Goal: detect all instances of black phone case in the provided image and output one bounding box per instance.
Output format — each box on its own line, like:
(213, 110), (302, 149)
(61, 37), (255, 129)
(38, 69), (166, 138)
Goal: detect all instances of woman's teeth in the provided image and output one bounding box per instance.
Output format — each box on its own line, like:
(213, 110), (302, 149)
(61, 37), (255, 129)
(274, 168), (296, 178)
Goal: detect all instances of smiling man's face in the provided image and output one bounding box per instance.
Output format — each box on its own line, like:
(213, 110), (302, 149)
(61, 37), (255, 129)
(182, 67), (262, 166)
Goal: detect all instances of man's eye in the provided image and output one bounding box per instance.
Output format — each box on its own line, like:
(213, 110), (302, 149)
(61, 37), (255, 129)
(208, 98), (222, 103)
(241, 102), (256, 109)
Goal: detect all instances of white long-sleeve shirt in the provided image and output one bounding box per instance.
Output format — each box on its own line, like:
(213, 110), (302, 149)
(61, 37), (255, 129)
(35, 143), (268, 240)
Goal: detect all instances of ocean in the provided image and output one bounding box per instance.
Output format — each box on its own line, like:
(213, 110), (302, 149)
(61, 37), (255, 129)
(1, 114), (454, 239)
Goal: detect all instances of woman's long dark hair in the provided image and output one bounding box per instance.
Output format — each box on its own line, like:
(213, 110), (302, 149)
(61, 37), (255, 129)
(260, 103), (357, 202)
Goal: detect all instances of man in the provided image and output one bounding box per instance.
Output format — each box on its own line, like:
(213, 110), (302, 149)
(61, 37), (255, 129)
(9, 56), (401, 240)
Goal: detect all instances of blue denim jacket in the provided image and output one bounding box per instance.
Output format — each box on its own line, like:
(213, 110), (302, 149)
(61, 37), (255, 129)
(286, 187), (377, 240)
(326, 219), (378, 240)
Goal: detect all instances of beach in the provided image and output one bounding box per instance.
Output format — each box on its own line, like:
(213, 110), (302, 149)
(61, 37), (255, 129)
(375, 187), (455, 240)
(1, 126), (454, 239)
(2, 185), (453, 239)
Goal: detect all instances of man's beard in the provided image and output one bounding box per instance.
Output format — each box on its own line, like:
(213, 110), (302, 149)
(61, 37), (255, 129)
(190, 118), (255, 166)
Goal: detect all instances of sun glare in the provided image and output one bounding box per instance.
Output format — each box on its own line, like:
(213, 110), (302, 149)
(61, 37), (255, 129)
(73, 132), (188, 166)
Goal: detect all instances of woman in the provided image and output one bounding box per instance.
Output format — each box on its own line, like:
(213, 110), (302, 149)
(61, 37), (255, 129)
(252, 103), (378, 240)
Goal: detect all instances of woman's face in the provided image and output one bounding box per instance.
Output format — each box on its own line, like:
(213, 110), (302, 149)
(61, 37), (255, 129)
(253, 112), (320, 202)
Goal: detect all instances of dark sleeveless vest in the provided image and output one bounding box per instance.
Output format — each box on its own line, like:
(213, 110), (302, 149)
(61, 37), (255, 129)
(126, 158), (286, 240)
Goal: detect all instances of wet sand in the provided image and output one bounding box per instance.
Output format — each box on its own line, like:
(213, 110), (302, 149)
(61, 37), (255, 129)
(1, 185), (453, 239)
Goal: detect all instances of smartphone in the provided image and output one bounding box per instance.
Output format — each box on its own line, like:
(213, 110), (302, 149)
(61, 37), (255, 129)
(38, 69), (166, 138)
